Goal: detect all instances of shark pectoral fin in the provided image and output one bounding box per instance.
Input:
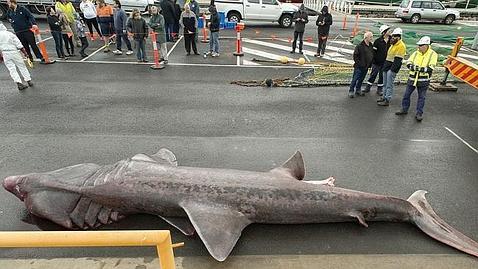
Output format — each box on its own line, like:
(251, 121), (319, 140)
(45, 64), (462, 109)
(151, 148), (178, 166)
(180, 202), (251, 261)
(270, 151), (305, 180)
(158, 216), (196, 236)
(349, 211), (368, 227)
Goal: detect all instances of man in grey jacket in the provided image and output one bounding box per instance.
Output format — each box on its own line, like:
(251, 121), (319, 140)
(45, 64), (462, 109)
(112, 0), (133, 55)
(290, 4), (308, 54)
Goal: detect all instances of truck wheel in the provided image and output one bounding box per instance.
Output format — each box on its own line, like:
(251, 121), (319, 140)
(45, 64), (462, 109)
(0, 4), (7, 20)
(279, 14), (293, 28)
(227, 12), (241, 23)
(410, 14), (420, 24)
(444, 15), (455, 25)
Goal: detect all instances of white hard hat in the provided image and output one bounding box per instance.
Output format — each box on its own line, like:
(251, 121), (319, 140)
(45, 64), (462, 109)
(417, 36), (431, 45)
(391, 28), (403, 36)
(379, 25), (390, 34)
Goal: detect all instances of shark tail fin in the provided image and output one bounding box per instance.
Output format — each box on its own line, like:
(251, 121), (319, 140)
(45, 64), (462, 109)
(407, 190), (478, 258)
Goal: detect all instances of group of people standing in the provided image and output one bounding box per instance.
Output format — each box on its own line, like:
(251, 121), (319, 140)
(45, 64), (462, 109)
(350, 25), (438, 121)
(291, 4), (332, 57)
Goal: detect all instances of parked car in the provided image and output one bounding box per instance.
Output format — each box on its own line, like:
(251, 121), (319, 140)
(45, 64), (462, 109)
(395, 0), (460, 24)
(215, 0), (298, 27)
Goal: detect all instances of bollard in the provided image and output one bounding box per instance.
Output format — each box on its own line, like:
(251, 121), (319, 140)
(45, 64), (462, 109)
(201, 15), (209, 43)
(150, 31), (165, 70)
(233, 23), (245, 56)
(342, 14), (347, 30)
(351, 12), (359, 37)
(32, 26), (55, 64)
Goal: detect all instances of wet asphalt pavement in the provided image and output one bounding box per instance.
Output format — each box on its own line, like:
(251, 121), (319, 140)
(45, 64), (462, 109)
(0, 10), (477, 263)
(0, 60), (477, 261)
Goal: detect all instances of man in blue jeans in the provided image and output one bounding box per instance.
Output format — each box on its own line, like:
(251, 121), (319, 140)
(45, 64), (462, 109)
(395, 36), (437, 122)
(208, 5), (220, 57)
(378, 28), (406, 106)
(348, 31), (374, 98)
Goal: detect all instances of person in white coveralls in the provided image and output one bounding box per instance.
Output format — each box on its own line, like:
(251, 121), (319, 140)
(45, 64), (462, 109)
(0, 21), (32, 91)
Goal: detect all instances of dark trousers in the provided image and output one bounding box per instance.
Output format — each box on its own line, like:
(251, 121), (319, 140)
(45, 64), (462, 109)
(16, 30), (43, 61)
(79, 36), (89, 56)
(116, 32), (132, 51)
(62, 34), (74, 55)
(401, 80), (429, 116)
(184, 33), (197, 54)
(166, 22), (174, 42)
(135, 39), (147, 61)
(85, 18), (102, 37)
(317, 35), (328, 55)
(173, 21), (180, 40)
(349, 67), (368, 94)
(365, 63), (384, 91)
(292, 31), (304, 52)
(51, 31), (65, 58)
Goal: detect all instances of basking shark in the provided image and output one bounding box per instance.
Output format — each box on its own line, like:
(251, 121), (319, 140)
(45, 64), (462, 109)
(3, 149), (478, 261)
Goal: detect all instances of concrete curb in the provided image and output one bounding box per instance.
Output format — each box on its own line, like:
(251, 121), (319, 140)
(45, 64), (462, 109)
(1, 254), (477, 269)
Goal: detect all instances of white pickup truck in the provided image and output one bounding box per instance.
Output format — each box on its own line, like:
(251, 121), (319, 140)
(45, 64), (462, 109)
(215, 0), (298, 27)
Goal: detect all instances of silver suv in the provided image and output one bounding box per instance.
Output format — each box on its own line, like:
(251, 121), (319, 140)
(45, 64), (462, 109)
(395, 0), (460, 24)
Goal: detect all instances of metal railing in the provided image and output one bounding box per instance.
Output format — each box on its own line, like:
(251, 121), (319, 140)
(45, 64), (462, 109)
(304, 0), (355, 14)
(0, 230), (183, 269)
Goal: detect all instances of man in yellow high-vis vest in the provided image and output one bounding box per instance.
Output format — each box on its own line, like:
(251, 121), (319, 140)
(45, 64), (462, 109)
(395, 36), (437, 122)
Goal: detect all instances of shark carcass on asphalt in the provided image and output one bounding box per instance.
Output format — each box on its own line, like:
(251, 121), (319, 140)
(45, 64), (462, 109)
(3, 149), (478, 261)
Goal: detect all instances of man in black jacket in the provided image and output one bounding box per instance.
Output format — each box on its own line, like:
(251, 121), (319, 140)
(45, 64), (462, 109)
(364, 24), (390, 95)
(349, 31), (374, 98)
(315, 5), (332, 57)
(160, 0), (176, 42)
(290, 4), (308, 54)
(6, 0), (45, 63)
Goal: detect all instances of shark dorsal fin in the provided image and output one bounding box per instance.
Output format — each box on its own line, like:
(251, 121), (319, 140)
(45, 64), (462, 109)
(270, 151), (305, 180)
(180, 201), (251, 261)
(151, 148), (178, 166)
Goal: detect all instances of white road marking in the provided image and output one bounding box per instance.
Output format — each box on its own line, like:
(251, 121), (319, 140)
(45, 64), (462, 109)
(80, 45), (106, 62)
(444, 126), (478, 154)
(295, 39), (355, 55)
(243, 39), (353, 65)
(242, 59), (261, 66)
(167, 35), (183, 58)
(62, 59), (312, 69)
(35, 36), (53, 44)
(242, 46), (297, 62)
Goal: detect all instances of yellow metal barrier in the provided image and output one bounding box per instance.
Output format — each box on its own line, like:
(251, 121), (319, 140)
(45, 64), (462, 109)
(0, 230), (183, 269)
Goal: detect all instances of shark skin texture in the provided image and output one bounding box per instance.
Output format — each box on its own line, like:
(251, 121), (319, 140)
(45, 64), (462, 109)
(3, 149), (478, 261)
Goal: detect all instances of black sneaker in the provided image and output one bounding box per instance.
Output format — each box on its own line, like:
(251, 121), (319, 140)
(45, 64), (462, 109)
(377, 100), (390, 106)
(26, 81), (33, 87)
(17, 83), (28, 90)
(376, 97), (385, 102)
(395, 110), (408, 115)
(415, 114), (423, 122)
(363, 85), (371, 93)
(290, 50), (295, 54)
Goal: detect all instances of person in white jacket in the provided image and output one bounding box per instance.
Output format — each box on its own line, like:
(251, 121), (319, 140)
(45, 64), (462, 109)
(80, 0), (102, 40)
(0, 22), (32, 90)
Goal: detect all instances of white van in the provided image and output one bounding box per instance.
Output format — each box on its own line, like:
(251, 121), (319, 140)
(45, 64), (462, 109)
(215, 0), (298, 27)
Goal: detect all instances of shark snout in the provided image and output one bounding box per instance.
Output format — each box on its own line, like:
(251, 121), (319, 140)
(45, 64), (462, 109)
(3, 176), (26, 201)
